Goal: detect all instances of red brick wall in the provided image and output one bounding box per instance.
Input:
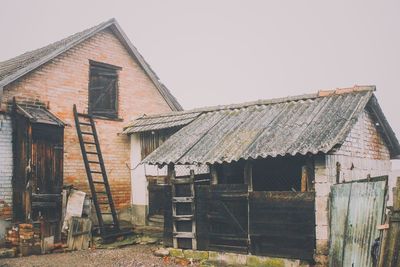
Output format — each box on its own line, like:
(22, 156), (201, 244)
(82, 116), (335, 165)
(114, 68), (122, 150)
(1, 28), (173, 210)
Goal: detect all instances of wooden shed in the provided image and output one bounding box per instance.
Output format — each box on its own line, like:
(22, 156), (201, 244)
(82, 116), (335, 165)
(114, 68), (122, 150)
(125, 86), (400, 265)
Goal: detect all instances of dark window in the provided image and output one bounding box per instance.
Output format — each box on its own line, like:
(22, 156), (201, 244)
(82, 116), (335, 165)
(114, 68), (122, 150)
(89, 62), (120, 118)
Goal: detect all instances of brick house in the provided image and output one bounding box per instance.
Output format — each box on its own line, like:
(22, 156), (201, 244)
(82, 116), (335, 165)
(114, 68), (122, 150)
(123, 86), (400, 266)
(0, 18), (182, 241)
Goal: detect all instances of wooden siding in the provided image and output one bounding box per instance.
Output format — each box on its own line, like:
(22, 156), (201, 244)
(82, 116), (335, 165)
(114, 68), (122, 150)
(249, 191), (315, 260)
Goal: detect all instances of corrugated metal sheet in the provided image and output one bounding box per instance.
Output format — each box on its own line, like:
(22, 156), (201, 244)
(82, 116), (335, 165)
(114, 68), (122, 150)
(329, 178), (387, 267)
(143, 89), (374, 165)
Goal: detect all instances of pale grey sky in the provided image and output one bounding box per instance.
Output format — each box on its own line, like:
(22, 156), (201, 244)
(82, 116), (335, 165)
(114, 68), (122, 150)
(1, 0), (399, 167)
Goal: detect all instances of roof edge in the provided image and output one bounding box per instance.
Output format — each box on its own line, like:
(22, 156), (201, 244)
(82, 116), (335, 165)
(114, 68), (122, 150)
(367, 95), (400, 158)
(0, 18), (183, 112)
(132, 85), (376, 121)
(0, 19), (115, 88)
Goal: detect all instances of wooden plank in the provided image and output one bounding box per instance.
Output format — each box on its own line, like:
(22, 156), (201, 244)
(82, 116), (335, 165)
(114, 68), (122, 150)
(173, 197), (194, 203)
(244, 161), (253, 192)
(249, 190), (315, 260)
(210, 165), (218, 185)
(173, 232), (195, 238)
(31, 193), (61, 202)
(173, 215), (194, 221)
(171, 177), (194, 184)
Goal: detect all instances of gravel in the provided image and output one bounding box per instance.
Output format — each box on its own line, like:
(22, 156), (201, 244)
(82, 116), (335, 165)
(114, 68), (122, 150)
(0, 245), (193, 267)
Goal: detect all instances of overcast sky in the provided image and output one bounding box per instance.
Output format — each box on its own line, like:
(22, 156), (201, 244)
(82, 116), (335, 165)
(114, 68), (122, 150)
(1, 0), (399, 167)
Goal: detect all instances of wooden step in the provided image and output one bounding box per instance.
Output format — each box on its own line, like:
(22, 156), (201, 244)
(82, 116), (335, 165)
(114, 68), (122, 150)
(173, 232), (195, 238)
(173, 215), (194, 221)
(171, 177), (194, 185)
(172, 197), (194, 203)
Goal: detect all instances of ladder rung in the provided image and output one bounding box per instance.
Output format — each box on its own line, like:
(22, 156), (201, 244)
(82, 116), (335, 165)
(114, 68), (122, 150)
(172, 197), (194, 203)
(84, 142), (96, 145)
(171, 178), (194, 185)
(93, 181), (105, 184)
(77, 112), (90, 118)
(101, 212), (113, 215)
(95, 191), (107, 194)
(88, 161), (101, 164)
(86, 151), (98, 155)
(79, 122), (92, 126)
(91, 171), (102, 174)
(82, 131), (94, 135)
(173, 232), (195, 238)
(173, 215), (193, 221)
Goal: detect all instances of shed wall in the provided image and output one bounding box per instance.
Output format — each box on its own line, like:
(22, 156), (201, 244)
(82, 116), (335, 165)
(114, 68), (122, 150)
(0, 113), (13, 243)
(314, 110), (391, 266)
(1, 29), (173, 214)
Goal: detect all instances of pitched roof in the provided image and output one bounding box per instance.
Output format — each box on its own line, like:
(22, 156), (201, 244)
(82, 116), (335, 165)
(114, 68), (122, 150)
(15, 104), (64, 126)
(140, 86), (400, 165)
(0, 18), (182, 111)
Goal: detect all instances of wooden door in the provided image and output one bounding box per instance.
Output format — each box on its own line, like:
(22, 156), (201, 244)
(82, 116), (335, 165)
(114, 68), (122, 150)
(30, 124), (64, 240)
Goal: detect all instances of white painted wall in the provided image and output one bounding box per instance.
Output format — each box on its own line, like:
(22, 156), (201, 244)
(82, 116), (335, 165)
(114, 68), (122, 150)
(130, 133), (148, 206)
(0, 113), (13, 244)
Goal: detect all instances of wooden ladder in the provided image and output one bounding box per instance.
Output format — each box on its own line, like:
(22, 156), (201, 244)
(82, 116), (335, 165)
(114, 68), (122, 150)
(171, 169), (197, 249)
(73, 105), (121, 238)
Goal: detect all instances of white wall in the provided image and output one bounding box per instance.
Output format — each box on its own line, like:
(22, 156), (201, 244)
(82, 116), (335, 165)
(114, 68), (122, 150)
(0, 113), (13, 243)
(130, 133), (148, 207)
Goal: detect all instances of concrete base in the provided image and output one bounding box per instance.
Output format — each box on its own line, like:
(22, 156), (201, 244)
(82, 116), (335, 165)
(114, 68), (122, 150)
(167, 248), (311, 267)
(131, 204), (148, 226)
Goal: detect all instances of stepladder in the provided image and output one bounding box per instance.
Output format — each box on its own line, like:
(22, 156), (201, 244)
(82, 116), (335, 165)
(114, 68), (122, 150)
(171, 168), (197, 250)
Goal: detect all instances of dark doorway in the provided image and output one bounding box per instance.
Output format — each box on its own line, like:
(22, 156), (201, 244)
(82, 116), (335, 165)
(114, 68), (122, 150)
(12, 104), (64, 241)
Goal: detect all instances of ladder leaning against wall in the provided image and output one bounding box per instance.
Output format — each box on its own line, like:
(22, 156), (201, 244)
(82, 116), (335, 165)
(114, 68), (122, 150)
(73, 104), (130, 239)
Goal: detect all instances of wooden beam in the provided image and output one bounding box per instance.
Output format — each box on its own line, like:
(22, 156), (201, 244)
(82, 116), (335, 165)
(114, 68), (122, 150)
(301, 166), (308, 192)
(244, 161), (253, 192)
(210, 165), (218, 185)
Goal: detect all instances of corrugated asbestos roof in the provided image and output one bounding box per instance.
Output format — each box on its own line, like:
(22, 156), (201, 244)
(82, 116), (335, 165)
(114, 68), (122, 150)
(16, 105), (64, 126)
(123, 111), (202, 133)
(141, 86), (400, 165)
(0, 18), (182, 111)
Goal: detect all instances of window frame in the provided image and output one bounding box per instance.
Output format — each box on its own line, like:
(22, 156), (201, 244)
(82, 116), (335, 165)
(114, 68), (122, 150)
(88, 60), (122, 120)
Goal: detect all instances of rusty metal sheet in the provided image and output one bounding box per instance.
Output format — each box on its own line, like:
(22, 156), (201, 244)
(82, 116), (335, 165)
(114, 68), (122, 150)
(329, 177), (387, 267)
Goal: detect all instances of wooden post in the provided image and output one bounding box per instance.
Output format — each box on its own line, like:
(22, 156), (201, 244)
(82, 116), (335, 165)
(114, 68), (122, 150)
(301, 158), (315, 192)
(167, 164), (174, 184)
(378, 177), (400, 267)
(210, 165), (218, 185)
(301, 166), (308, 192)
(244, 161), (253, 192)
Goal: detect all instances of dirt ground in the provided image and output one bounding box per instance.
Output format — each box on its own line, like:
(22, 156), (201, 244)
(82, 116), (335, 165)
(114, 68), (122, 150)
(0, 245), (193, 267)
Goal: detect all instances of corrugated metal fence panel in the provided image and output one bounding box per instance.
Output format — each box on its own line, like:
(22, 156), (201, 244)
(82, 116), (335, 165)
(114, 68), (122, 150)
(329, 178), (387, 267)
(329, 183), (352, 267)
